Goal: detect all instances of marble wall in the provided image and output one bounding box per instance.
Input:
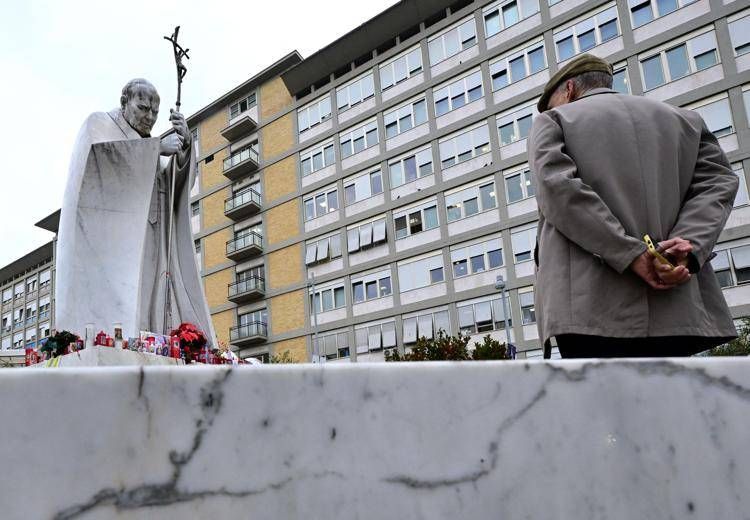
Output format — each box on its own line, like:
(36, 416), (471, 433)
(2, 358), (749, 519)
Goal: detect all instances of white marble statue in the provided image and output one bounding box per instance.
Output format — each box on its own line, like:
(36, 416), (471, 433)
(55, 79), (216, 344)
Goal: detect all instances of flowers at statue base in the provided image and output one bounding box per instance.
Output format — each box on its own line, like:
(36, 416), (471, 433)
(169, 322), (208, 363)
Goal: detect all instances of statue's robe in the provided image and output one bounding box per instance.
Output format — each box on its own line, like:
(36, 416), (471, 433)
(55, 109), (216, 344)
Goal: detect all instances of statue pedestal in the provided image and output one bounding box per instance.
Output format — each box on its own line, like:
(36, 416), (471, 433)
(29, 346), (183, 367)
(2, 358), (749, 518)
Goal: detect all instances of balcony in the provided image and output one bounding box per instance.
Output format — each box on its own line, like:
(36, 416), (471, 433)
(228, 276), (265, 304)
(223, 147), (259, 180)
(226, 231), (263, 261)
(225, 188), (262, 220)
(230, 321), (267, 347)
(220, 113), (258, 142)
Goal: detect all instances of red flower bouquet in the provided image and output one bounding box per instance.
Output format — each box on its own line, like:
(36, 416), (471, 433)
(170, 322), (208, 363)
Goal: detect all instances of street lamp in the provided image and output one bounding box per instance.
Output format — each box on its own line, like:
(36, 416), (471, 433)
(495, 275), (515, 359)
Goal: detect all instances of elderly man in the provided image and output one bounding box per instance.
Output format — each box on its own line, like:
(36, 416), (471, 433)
(528, 54), (738, 358)
(56, 79), (216, 343)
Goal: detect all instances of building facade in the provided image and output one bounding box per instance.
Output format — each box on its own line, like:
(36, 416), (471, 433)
(161, 0), (750, 362)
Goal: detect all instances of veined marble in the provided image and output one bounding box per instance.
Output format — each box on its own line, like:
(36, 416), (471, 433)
(2, 358), (749, 519)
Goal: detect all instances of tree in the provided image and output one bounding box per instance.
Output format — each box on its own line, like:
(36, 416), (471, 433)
(270, 350), (299, 364)
(385, 331), (512, 362)
(698, 318), (750, 357)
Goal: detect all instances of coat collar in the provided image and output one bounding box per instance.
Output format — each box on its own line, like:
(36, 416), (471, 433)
(577, 87), (618, 101)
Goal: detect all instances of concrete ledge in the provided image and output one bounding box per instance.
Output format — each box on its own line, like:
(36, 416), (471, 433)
(1, 358), (749, 518)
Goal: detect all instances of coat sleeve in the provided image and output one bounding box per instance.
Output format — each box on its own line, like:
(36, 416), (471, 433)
(529, 111), (646, 274)
(668, 121), (738, 269)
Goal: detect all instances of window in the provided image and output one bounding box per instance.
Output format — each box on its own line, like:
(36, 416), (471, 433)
(713, 244), (750, 287)
(314, 331), (351, 360)
(438, 123), (491, 168)
(428, 17), (477, 65)
(445, 179), (497, 222)
(398, 254), (445, 292)
(505, 166), (536, 203)
(729, 14), (750, 56)
(191, 202), (199, 217)
(355, 320), (397, 353)
(39, 269), (51, 289)
(639, 29), (719, 90)
(389, 146), (433, 188)
(310, 284), (346, 313)
(733, 163), (749, 208)
(688, 96), (734, 137)
(347, 218), (387, 253)
(230, 224), (262, 253)
(484, 0), (540, 38)
(229, 92), (256, 119)
(352, 270), (392, 304)
(394, 201), (439, 239)
(2, 288), (12, 304)
(381, 46), (423, 91)
(14, 282), (23, 300)
(13, 333), (23, 348)
(38, 296), (51, 320)
(403, 309), (451, 343)
(13, 308), (23, 328)
(490, 40), (547, 90)
(519, 289), (536, 324)
(305, 233), (342, 266)
(303, 187), (338, 221)
(630, 0), (698, 28)
(336, 73), (375, 112)
(511, 225), (537, 263)
(457, 296), (512, 334)
(239, 309), (268, 333)
(340, 119), (379, 158)
(344, 170), (383, 205)
(384, 97), (428, 139)
(433, 70), (483, 117)
(2, 312), (10, 332)
(300, 140), (335, 176)
(26, 277), (37, 294)
(451, 237), (504, 278)
(25, 302), (36, 324)
(497, 101), (537, 146)
(298, 95), (332, 135)
(612, 65), (630, 94)
(553, 5), (619, 62)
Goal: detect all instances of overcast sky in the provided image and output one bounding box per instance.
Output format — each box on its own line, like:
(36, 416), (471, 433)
(0, 0), (398, 267)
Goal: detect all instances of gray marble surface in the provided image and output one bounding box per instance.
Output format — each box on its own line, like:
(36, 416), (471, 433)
(28, 346), (183, 367)
(2, 358), (749, 519)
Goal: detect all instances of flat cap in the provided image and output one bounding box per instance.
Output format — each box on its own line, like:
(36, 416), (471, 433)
(537, 54), (613, 113)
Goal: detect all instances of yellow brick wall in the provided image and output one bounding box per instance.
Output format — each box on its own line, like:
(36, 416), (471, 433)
(270, 289), (305, 335)
(268, 244), (302, 290)
(263, 156), (298, 203)
(201, 188), (229, 230)
(272, 336), (307, 363)
(199, 109), (228, 154)
(203, 228), (231, 270)
(200, 148), (227, 193)
(266, 199), (300, 246)
(210, 309), (234, 347)
(204, 268), (232, 308)
(259, 76), (293, 121)
(261, 113), (294, 160)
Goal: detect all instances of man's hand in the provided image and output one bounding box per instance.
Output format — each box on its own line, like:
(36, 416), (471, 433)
(160, 133), (184, 156)
(170, 109), (190, 149)
(629, 237), (692, 290)
(653, 237), (692, 286)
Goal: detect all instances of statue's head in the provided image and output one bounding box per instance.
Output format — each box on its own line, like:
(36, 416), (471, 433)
(120, 79), (160, 137)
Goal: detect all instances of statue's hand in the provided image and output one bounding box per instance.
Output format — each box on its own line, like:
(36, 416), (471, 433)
(160, 133), (184, 156)
(170, 109), (190, 149)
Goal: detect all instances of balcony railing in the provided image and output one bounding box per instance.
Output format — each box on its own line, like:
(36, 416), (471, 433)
(226, 231), (263, 261)
(223, 146), (259, 180)
(25, 316), (36, 325)
(228, 276), (265, 303)
(39, 310), (50, 320)
(224, 188), (262, 220)
(221, 113), (258, 141)
(230, 322), (268, 346)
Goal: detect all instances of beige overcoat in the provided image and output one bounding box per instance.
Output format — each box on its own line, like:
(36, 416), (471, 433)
(528, 88), (738, 350)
